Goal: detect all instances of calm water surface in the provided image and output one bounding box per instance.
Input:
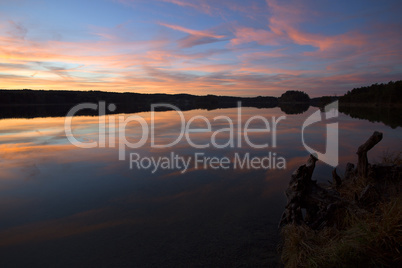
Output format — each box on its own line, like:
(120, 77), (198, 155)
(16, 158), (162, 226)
(0, 106), (401, 267)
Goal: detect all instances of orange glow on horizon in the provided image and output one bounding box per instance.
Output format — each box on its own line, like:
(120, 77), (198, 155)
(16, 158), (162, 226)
(0, 0), (401, 97)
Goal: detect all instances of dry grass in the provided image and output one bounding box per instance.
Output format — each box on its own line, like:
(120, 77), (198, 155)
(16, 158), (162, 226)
(380, 150), (402, 165)
(280, 197), (402, 268)
(280, 152), (402, 268)
(337, 174), (368, 201)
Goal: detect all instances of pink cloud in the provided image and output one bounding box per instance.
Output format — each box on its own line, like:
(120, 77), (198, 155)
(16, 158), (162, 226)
(159, 22), (224, 39)
(230, 26), (280, 46)
(159, 22), (227, 48)
(1, 0), (401, 97)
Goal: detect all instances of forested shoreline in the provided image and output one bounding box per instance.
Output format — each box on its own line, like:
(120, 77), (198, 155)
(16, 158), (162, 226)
(1, 80), (400, 107)
(1, 81), (401, 127)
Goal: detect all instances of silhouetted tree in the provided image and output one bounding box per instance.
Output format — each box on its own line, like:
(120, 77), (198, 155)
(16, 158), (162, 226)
(279, 90), (310, 103)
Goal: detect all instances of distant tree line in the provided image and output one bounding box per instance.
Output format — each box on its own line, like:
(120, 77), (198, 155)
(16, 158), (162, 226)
(1, 81), (401, 121)
(339, 80), (402, 105)
(0, 89), (278, 112)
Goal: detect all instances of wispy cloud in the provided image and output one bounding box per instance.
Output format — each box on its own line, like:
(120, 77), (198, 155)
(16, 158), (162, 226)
(0, 0), (401, 96)
(159, 22), (227, 48)
(159, 22), (224, 39)
(6, 20), (28, 39)
(230, 26), (280, 46)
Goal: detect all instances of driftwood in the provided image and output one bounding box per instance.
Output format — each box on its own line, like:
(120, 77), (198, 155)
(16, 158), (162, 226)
(279, 154), (342, 229)
(357, 131), (383, 178)
(279, 131), (386, 230)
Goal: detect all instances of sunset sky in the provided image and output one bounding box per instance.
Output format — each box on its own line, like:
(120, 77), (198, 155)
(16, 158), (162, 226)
(1, 0), (401, 97)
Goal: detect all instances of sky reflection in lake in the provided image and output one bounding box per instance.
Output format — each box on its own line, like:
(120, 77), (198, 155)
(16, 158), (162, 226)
(0, 107), (401, 266)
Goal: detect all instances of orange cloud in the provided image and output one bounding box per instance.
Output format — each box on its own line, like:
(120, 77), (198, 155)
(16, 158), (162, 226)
(159, 22), (225, 39)
(230, 26), (280, 46)
(1, 0), (401, 97)
(159, 22), (227, 48)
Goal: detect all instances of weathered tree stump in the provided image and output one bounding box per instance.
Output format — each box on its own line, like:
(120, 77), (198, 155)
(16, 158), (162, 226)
(279, 154), (342, 229)
(357, 131), (383, 178)
(279, 131), (387, 230)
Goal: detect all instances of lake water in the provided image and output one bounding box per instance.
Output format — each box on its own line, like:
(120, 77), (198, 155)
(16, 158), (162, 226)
(0, 106), (401, 267)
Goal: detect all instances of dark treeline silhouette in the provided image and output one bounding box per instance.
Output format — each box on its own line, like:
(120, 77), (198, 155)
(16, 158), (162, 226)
(277, 90), (311, 114)
(339, 105), (402, 129)
(310, 96), (339, 107)
(336, 81), (402, 128)
(0, 89), (280, 108)
(339, 80), (402, 106)
(0, 90), (278, 118)
(1, 81), (401, 127)
(278, 103), (310, 115)
(278, 90), (310, 103)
